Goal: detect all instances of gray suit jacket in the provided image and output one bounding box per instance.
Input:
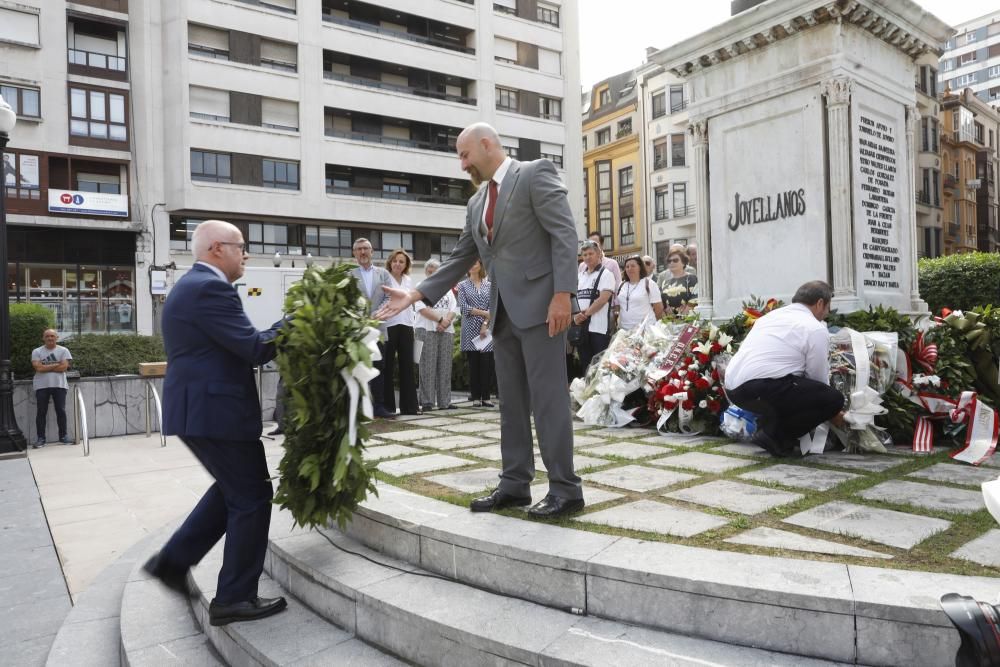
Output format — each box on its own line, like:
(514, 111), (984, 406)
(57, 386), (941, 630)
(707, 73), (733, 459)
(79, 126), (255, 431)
(418, 159), (578, 330)
(351, 265), (392, 334)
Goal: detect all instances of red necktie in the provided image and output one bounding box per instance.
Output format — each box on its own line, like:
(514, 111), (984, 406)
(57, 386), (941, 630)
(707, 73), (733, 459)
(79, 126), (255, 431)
(485, 179), (498, 243)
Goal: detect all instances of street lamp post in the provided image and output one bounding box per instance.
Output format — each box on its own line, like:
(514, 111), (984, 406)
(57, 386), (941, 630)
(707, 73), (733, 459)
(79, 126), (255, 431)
(0, 94), (25, 453)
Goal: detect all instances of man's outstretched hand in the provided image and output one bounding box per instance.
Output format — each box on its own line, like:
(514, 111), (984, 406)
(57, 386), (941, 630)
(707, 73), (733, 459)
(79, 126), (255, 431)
(546, 292), (572, 337)
(375, 286), (423, 320)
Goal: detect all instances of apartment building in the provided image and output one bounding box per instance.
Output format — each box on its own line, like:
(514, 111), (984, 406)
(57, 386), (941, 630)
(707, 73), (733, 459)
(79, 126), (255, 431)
(914, 53), (943, 258)
(1, 0), (581, 336)
(939, 87), (1000, 254)
(581, 69), (641, 262)
(938, 9), (1000, 104)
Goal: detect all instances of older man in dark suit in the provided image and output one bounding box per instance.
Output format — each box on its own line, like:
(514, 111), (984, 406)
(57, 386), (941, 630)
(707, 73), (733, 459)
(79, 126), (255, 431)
(143, 219), (287, 626)
(378, 122), (583, 518)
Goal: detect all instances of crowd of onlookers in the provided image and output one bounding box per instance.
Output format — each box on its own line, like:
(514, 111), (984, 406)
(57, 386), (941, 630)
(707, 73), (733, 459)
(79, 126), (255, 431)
(344, 233), (699, 416)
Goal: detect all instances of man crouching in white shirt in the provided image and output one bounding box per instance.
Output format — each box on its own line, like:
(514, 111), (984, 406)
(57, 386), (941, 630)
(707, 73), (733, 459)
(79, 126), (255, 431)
(724, 280), (846, 457)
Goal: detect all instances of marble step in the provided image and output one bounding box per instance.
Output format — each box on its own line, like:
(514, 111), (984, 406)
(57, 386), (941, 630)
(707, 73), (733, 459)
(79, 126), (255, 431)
(265, 516), (847, 666)
(331, 482), (1000, 666)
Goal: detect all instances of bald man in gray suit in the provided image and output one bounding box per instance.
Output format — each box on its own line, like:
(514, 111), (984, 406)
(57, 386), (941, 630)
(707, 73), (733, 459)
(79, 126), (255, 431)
(378, 123), (583, 517)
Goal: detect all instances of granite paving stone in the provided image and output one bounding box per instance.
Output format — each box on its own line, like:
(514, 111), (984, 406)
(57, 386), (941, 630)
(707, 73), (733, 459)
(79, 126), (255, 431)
(455, 445), (503, 461)
(377, 428), (446, 443)
(444, 421), (502, 434)
(364, 445), (424, 462)
(724, 527), (893, 559)
(649, 451), (757, 473)
(410, 417), (466, 427)
(377, 454), (471, 477)
(535, 454), (609, 472)
(664, 479), (804, 515)
(951, 529), (1000, 567)
(712, 442), (768, 457)
(858, 480), (985, 514)
(638, 434), (728, 448)
(804, 453), (906, 473)
(783, 501), (952, 549)
(738, 464), (861, 491)
(523, 483), (624, 508)
(571, 422), (591, 430)
(415, 435), (496, 451)
(580, 441), (674, 460)
(888, 445), (949, 457)
(587, 428), (649, 439)
(908, 462), (1000, 487)
(425, 468), (501, 493)
(462, 410), (503, 421)
(582, 464), (697, 492)
(574, 499), (728, 537)
(571, 435), (608, 447)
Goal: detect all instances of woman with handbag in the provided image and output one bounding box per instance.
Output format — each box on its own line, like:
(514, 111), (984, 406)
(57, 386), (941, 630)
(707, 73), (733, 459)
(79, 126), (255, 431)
(614, 255), (665, 331)
(457, 259), (495, 407)
(572, 240), (615, 376)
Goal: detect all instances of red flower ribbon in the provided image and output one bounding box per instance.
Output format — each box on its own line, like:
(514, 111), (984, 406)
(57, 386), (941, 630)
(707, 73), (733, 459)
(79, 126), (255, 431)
(910, 331), (938, 374)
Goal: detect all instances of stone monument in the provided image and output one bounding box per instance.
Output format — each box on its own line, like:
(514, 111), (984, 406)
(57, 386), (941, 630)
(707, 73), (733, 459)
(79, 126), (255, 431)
(652, 0), (952, 318)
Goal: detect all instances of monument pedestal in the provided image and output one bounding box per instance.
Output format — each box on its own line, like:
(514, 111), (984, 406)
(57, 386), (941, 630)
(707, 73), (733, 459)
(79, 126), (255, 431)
(652, 0), (951, 319)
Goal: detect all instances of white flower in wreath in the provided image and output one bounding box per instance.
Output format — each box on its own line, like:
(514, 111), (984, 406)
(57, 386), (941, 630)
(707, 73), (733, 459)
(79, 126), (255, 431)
(717, 332), (734, 347)
(694, 341), (713, 355)
(699, 400), (708, 409)
(708, 324), (720, 341)
(664, 284), (687, 297)
(912, 373), (941, 387)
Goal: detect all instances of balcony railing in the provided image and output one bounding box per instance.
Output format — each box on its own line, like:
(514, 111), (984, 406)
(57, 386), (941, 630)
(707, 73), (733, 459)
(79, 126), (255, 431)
(673, 204), (695, 218)
(188, 44), (230, 60)
(653, 154), (667, 170)
(327, 185), (465, 205)
(947, 222), (960, 237)
(234, 0), (296, 14)
(323, 71), (476, 105)
(68, 48), (126, 72)
(916, 190), (931, 205)
(324, 129), (454, 153)
(321, 13), (474, 54)
(670, 98), (688, 113)
(944, 173), (958, 190)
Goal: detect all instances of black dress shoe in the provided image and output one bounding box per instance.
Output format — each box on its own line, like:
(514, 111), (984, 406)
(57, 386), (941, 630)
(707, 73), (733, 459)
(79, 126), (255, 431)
(209, 596), (288, 626)
(752, 430), (797, 457)
(267, 427), (284, 436)
(143, 553), (191, 597)
(480, 401), (495, 408)
(373, 406), (396, 419)
(469, 488), (532, 512)
(527, 494), (585, 518)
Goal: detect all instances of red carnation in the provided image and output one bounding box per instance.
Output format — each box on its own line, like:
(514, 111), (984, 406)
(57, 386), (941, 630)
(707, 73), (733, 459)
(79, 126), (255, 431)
(696, 353), (710, 365)
(682, 399), (695, 410)
(711, 369), (720, 380)
(707, 399), (721, 413)
(694, 377), (711, 391)
(711, 342), (723, 354)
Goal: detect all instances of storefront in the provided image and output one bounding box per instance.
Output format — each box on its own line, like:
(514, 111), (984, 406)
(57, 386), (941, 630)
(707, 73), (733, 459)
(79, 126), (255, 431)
(6, 226), (136, 335)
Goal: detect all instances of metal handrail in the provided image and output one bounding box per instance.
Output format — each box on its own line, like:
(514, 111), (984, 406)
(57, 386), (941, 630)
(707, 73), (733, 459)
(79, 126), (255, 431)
(322, 71), (476, 105)
(144, 379), (166, 447)
(68, 48), (126, 72)
(326, 185), (466, 205)
(321, 14), (475, 54)
(72, 384), (90, 456)
(324, 128), (455, 153)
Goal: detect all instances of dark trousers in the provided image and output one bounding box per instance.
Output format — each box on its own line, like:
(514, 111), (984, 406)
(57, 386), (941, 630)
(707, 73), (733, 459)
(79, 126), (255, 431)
(371, 341), (386, 410)
(465, 350), (494, 401)
(157, 436), (273, 605)
(272, 377), (286, 425)
(726, 375), (845, 448)
(383, 324), (418, 414)
(35, 387), (67, 441)
(576, 331), (611, 377)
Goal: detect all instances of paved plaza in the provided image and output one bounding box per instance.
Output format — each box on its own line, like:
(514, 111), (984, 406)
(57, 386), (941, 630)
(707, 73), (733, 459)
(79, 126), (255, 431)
(5, 401), (1000, 664)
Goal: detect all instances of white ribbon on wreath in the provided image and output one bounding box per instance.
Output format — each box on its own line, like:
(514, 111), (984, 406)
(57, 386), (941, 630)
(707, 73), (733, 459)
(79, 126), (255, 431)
(340, 326), (382, 448)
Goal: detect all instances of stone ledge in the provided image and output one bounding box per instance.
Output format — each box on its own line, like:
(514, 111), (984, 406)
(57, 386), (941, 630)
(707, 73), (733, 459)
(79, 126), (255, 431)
(339, 482), (999, 664)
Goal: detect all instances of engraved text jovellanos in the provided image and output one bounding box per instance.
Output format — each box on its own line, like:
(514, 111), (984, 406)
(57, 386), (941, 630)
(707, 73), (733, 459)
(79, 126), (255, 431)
(651, 0), (952, 318)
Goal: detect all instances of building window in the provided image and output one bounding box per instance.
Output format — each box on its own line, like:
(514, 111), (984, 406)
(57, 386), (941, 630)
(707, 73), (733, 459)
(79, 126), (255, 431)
(0, 84), (40, 119)
(540, 148), (563, 167)
(654, 186), (668, 220)
(70, 87), (127, 142)
(248, 223), (290, 254)
(536, 1), (559, 26)
(263, 159), (299, 190)
(617, 118), (632, 138)
(383, 180), (409, 197)
(68, 24), (126, 73)
(961, 51), (977, 65)
(190, 149), (232, 183)
(620, 216), (635, 247)
(669, 85), (686, 112)
(170, 218), (202, 250)
(596, 161), (612, 247)
(599, 87), (611, 106)
(3, 150), (41, 200)
(496, 86), (518, 111)
(596, 127), (611, 146)
(619, 166), (633, 197)
(670, 134), (686, 167)
(598, 210), (612, 248)
(966, 31), (978, 43)
(990, 65), (1000, 79)
(932, 118), (939, 151)
(538, 96), (561, 120)
(77, 172), (121, 194)
(305, 226), (353, 258)
(653, 137), (668, 170)
(942, 59), (954, 72)
(188, 24), (230, 60)
(582, 136), (587, 152)
(673, 183), (688, 216)
(975, 122), (985, 145)
(582, 168), (588, 226)
(651, 91), (666, 118)
(502, 141), (520, 159)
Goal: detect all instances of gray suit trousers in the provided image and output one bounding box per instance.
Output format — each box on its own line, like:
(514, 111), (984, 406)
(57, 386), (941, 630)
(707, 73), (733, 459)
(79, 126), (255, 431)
(493, 301), (582, 500)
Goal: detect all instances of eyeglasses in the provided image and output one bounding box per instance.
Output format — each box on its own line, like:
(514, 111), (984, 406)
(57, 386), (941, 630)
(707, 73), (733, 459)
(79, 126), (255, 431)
(218, 242), (246, 253)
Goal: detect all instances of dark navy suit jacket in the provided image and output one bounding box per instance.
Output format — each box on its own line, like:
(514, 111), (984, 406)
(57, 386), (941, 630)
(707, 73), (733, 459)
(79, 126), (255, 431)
(162, 263), (283, 441)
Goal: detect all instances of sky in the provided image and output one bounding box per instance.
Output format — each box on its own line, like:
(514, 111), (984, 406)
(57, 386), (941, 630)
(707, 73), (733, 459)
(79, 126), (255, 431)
(578, 0), (1000, 89)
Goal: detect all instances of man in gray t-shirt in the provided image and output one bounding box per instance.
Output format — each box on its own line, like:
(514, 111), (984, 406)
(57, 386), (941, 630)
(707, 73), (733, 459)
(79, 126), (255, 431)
(31, 329), (73, 448)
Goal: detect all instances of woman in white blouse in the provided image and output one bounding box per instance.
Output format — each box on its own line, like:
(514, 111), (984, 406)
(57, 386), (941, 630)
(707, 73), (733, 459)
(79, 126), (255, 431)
(415, 259), (459, 411)
(382, 249), (419, 415)
(614, 255), (665, 331)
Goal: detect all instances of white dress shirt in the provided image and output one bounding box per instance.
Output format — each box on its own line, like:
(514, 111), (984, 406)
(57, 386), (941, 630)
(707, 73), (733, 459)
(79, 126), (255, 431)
(724, 303), (831, 390)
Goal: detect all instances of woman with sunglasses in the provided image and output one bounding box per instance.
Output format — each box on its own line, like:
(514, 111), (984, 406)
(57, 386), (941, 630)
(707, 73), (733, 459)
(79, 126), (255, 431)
(660, 248), (698, 315)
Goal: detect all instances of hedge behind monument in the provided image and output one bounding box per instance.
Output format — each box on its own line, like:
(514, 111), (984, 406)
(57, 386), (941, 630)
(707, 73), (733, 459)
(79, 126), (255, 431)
(68, 334), (165, 377)
(919, 252), (1000, 314)
(9, 304), (55, 379)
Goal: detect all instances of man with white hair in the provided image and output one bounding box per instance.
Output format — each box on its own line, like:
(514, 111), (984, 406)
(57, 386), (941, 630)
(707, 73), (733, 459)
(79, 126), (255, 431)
(145, 220), (288, 626)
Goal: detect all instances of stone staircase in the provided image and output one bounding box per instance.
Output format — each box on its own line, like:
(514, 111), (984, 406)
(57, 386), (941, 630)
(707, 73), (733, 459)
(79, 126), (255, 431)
(44, 480), (1000, 666)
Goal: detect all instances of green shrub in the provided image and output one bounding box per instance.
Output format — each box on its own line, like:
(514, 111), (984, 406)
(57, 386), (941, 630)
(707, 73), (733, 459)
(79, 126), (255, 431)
(9, 304), (55, 380)
(67, 334), (165, 377)
(918, 252), (1000, 314)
